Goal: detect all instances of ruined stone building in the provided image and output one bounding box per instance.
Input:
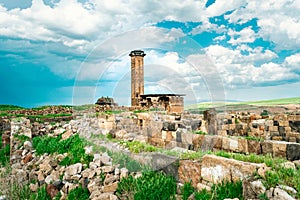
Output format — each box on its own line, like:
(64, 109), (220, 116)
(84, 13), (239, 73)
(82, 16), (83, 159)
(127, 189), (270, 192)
(129, 50), (185, 113)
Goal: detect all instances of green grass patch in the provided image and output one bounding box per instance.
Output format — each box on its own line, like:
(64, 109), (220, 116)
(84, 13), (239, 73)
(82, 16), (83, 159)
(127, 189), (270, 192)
(116, 171), (177, 200)
(186, 97), (300, 111)
(244, 135), (264, 142)
(103, 110), (123, 115)
(32, 134), (93, 166)
(67, 186), (90, 200)
(193, 181), (244, 200)
(133, 109), (148, 114)
(193, 130), (207, 135)
(180, 151), (209, 160)
(0, 144), (10, 166)
(0, 105), (24, 111)
(119, 140), (159, 153)
(181, 181), (194, 200)
(109, 151), (145, 172)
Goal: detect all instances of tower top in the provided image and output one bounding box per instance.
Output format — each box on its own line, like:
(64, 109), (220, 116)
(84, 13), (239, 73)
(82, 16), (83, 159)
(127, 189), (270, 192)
(129, 50), (146, 57)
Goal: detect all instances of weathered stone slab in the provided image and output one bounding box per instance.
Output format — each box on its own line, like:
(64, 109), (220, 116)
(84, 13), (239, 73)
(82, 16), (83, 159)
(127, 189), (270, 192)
(201, 155), (263, 183)
(178, 160), (201, 187)
(287, 143), (300, 161)
(247, 140), (262, 154)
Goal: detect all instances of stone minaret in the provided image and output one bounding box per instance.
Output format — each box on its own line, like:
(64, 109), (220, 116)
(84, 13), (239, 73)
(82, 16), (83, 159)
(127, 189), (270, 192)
(129, 50), (146, 107)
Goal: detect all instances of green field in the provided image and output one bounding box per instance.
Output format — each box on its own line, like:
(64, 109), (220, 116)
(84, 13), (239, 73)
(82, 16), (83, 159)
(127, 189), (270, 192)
(186, 97), (300, 112)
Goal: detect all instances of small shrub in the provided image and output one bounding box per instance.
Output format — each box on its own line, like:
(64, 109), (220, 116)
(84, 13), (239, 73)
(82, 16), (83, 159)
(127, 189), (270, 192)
(181, 181), (194, 200)
(67, 186), (90, 200)
(260, 110), (269, 117)
(235, 118), (239, 124)
(117, 171), (177, 200)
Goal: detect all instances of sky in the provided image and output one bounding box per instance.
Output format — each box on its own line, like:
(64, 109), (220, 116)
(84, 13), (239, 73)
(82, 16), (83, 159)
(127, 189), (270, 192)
(0, 0), (299, 108)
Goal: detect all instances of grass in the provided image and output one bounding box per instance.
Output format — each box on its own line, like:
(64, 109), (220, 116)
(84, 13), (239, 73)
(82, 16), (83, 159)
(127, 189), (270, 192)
(181, 180), (243, 200)
(244, 135), (264, 142)
(116, 171), (177, 200)
(119, 140), (159, 153)
(193, 130), (207, 135)
(0, 105), (24, 111)
(32, 134), (93, 166)
(0, 112), (72, 119)
(186, 97), (300, 111)
(0, 145), (10, 166)
(67, 186), (90, 200)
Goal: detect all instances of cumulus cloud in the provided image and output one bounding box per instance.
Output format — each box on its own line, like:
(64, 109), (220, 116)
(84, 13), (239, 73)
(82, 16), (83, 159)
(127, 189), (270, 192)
(285, 53), (300, 73)
(205, 44), (298, 88)
(228, 27), (256, 45)
(226, 0), (300, 50)
(0, 0), (206, 48)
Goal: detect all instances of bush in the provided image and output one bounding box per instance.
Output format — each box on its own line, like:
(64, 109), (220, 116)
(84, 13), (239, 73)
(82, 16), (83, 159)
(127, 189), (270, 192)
(117, 171), (177, 200)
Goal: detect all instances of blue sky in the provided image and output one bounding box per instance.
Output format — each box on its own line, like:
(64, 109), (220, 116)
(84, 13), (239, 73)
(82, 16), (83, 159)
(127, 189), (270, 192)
(0, 0), (299, 107)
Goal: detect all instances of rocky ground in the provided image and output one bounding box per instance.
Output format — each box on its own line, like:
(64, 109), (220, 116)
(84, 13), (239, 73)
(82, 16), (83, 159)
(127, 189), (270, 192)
(1, 104), (300, 200)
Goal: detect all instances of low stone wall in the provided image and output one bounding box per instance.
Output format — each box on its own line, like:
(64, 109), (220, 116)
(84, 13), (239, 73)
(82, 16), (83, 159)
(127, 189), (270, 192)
(220, 114), (300, 142)
(147, 131), (300, 161)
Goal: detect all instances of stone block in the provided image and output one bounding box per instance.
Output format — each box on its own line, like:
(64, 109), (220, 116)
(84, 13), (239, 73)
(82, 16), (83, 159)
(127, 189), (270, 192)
(176, 131), (182, 143)
(287, 143), (300, 161)
(279, 121), (289, 127)
(229, 138), (239, 152)
(238, 138), (248, 153)
(202, 135), (221, 152)
(261, 141), (273, 155)
(149, 138), (165, 148)
(166, 131), (174, 142)
(272, 141), (287, 158)
(271, 136), (283, 141)
(201, 155), (263, 184)
(288, 137), (297, 143)
(269, 126), (278, 132)
(192, 134), (205, 151)
(165, 141), (178, 149)
(181, 132), (193, 146)
(222, 137), (230, 151)
(178, 160), (201, 187)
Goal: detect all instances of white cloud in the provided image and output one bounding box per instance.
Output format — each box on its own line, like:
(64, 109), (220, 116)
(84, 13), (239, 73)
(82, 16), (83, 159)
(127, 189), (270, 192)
(285, 53), (300, 73)
(205, 45), (298, 88)
(226, 0), (300, 50)
(205, 0), (246, 17)
(0, 0), (206, 49)
(191, 20), (226, 35)
(228, 27), (256, 45)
